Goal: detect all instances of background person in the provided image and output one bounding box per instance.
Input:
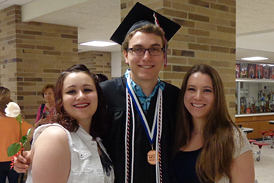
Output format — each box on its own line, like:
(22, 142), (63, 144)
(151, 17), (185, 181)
(96, 74), (109, 83)
(172, 64), (254, 183)
(0, 97), (33, 183)
(25, 64), (114, 183)
(0, 87), (11, 100)
(35, 84), (55, 123)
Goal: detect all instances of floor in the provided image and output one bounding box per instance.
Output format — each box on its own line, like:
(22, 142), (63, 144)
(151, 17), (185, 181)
(253, 138), (274, 183)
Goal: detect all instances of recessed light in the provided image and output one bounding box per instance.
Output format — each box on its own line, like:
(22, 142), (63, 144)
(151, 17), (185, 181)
(80, 41), (117, 47)
(241, 57), (269, 61)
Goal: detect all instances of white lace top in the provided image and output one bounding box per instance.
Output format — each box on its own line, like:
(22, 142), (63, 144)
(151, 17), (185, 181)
(217, 127), (252, 183)
(26, 123), (114, 183)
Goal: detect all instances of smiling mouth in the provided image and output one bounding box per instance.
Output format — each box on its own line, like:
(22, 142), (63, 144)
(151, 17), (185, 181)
(74, 103), (89, 108)
(139, 65), (154, 69)
(192, 103), (205, 108)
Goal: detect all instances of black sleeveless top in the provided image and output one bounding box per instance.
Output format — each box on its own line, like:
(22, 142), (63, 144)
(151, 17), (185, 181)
(171, 148), (202, 183)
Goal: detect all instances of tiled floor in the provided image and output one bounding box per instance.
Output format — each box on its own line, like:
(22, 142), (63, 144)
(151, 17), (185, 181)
(252, 139), (274, 183)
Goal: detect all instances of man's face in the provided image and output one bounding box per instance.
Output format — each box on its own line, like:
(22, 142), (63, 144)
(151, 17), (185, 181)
(124, 31), (165, 85)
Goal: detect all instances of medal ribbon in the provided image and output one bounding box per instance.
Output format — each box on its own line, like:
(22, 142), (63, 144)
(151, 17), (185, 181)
(126, 76), (160, 144)
(125, 75), (163, 183)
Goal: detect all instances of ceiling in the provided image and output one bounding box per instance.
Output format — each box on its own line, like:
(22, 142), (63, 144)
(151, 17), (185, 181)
(236, 0), (274, 63)
(1, 0), (274, 63)
(0, 0), (121, 52)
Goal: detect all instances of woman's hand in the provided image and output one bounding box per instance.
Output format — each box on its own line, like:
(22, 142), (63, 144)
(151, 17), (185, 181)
(13, 151), (31, 173)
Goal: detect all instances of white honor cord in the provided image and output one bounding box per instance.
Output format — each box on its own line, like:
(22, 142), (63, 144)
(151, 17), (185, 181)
(131, 95), (135, 183)
(130, 93), (135, 183)
(156, 89), (163, 183)
(125, 88), (135, 183)
(125, 75), (163, 183)
(125, 90), (129, 183)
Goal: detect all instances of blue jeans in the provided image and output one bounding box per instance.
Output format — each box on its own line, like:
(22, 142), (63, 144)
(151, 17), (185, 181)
(0, 161), (20, 183)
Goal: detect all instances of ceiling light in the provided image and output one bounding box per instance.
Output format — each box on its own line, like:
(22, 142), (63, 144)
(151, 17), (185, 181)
(80, 41), (117, 47)
(241, 57), (269, 61)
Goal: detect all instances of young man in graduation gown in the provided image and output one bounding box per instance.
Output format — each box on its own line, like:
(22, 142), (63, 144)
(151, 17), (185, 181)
(101, 3), (181, 183)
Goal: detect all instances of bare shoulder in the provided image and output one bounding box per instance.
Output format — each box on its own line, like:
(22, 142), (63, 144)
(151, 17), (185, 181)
(40, 125), (68, 137)
(31, 125), (71, 183)
(33, 125), (69, 151)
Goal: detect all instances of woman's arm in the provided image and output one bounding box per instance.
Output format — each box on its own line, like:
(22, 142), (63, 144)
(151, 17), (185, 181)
(31, 126), (71, 183)
(230, 150), (255, 183)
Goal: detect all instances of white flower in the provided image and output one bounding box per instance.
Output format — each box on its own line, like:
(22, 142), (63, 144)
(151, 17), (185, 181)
(5, 102), (21, 118)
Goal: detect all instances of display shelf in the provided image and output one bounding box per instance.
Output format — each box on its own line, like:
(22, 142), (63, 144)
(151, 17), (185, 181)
(235, 79), (274, 116)
(235, 113), (274, 118)
(236, 78), (274, 83)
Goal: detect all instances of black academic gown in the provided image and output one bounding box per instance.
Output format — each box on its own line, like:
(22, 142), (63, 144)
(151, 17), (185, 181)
(100, 76), (179, 183)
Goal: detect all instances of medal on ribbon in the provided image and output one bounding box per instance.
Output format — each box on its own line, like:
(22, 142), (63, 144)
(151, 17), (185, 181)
(126, 77), (162, 165)
(125, 74), (163, 183)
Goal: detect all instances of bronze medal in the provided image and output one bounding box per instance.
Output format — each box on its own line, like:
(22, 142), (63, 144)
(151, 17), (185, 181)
(147, 150), (157, 165)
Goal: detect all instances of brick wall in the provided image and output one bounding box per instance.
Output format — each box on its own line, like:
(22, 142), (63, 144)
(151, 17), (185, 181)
(0, 5), (79, 124)
(0, 6), (18, 98)
(0, 5), (112, 124)
(0, 0), (237, 123)
(120, 0), (236, 119)
(79, 51), (111, 79)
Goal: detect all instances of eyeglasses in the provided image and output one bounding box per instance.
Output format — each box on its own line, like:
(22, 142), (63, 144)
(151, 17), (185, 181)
(127, 47), (165, 56)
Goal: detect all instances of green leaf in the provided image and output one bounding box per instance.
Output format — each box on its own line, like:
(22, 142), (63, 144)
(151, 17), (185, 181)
(20, 136), (28, 145)
(7, 143), (21, 157)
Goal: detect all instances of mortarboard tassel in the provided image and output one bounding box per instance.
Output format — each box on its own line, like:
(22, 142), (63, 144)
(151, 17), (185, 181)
(153, 13), (168, 67)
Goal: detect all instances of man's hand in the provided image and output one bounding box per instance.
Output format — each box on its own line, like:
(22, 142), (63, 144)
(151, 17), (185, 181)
(14, 151), (31, 173)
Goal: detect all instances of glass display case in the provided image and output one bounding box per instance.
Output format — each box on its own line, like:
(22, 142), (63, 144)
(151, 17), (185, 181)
(235, 78), (274, 115)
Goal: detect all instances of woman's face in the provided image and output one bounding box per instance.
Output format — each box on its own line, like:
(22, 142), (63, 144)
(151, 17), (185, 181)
(44, 88), (54, 103)
(62, 72), (98, 124)
(184, 72), (215, 122)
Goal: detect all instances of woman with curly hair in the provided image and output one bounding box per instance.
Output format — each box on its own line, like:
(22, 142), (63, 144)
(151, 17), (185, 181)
(25, 64), (114, 183)
(172, 64), (254, 183)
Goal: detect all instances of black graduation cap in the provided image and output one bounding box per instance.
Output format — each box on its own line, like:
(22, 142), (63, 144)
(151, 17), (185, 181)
(110, 2), (181, 45)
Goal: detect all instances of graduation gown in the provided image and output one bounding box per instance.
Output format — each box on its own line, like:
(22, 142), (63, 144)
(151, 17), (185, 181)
(101, 76), (179, 183)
